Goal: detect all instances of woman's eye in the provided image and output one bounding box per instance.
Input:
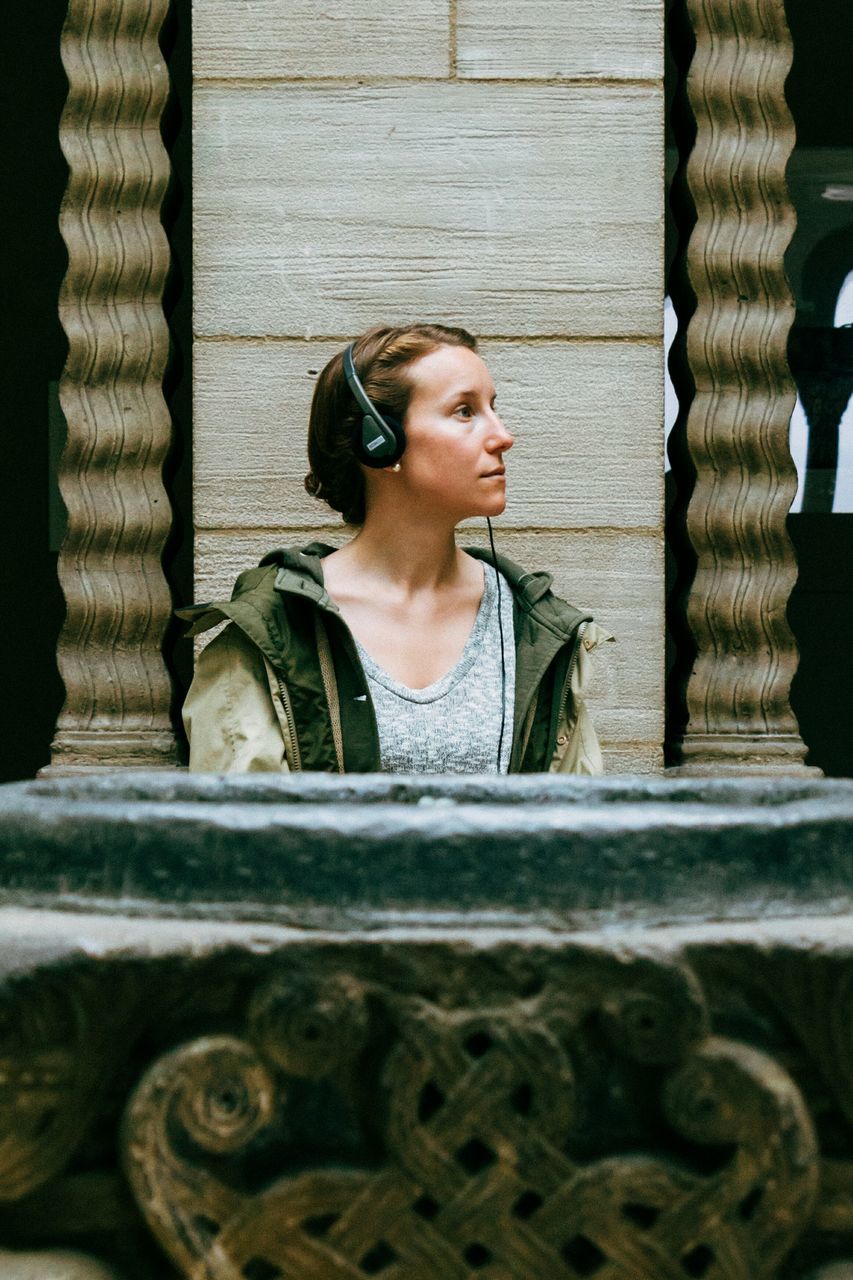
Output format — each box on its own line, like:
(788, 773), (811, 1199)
(454, 402), (497, 419)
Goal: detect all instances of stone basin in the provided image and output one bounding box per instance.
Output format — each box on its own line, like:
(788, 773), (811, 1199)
(0, 774), (853, 1277)
(0, 772), (851, 930)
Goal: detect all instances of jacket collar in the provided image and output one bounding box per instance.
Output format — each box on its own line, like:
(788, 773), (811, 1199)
(258, 541), (588, 643)
(174, 545), (341, 654)
(260, 543), (341, 613)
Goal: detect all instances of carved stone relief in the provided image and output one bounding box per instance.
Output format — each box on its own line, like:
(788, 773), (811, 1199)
(115, 952), (822, 1279)
(0, 940), (847, 1276)
(0, 965), (146, 1207)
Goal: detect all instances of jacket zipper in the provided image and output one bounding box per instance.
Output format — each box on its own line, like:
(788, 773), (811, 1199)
(557, 622), (588, 730)
(517, 621), (586, 769)
(275, 675), (303, 771)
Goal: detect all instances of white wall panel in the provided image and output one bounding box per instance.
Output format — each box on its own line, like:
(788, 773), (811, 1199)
(191, 3), (667, 767)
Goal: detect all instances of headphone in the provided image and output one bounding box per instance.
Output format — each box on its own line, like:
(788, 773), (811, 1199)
(341, 341), (508, 772)
(344, 342), (407, 468)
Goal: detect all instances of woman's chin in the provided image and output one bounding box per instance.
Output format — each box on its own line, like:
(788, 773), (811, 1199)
(451, 491), (508, 524)
(486, 492), (508, 517)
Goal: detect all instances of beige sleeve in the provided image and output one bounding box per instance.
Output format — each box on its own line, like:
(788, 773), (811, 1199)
(573, 621), (614, 697)
(182, 623), (289, 773)
(551, 621), (615, 776)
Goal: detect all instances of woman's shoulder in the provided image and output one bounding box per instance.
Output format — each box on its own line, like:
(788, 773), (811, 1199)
(174, 543), (341, 676)
(177, 542), (338, 622)
(462, 544), (592, 640)
(174, 561), (279, 639)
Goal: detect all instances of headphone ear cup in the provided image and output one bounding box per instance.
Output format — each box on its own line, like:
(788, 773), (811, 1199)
(354, 409), (406, 468)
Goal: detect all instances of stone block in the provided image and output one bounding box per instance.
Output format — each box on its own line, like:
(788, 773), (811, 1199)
(0, 1252), (119, 1279)
(457, 0), (663, 81)
(0, 775), (852, 1272)
(1, 773), (852, 926)
(194, 83), (663, 339)
(602, 743), (662, 773)
(193, 0), (449, 80)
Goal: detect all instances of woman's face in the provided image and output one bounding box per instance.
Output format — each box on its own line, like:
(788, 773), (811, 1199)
(396, 344), (514, 520)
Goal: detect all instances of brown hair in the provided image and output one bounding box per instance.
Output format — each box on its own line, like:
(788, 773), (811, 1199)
(304, 322), (478, 525)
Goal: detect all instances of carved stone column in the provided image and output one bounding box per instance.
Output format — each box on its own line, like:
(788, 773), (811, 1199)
(50, 0), (179, 772)
(667, 0), (813, 774)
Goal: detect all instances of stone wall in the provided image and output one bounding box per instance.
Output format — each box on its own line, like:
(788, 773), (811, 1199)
(192, 0), (666, 773)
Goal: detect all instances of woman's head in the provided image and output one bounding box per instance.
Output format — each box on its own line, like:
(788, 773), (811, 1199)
(305, 322), (512, 525)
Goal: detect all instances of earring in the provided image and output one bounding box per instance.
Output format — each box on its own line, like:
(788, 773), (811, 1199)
(391, 463), (401, 472)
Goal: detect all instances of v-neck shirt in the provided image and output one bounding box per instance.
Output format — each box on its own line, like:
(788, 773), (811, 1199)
(353, 562), (516, 773)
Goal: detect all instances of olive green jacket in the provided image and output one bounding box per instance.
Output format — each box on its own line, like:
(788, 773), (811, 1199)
(177, 543), (613, 775)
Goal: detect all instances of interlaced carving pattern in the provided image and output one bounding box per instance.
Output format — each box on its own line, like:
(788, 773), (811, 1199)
(121, 961), (819, 1280)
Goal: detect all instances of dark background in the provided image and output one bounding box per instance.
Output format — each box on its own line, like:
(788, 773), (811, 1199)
(784, 0), (853, 776)
(1, 0), (850, 780)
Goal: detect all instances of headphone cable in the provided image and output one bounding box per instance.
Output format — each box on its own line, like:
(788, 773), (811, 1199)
(487, 516), (506, 773)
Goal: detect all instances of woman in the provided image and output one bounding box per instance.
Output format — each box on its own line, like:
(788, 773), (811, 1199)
(178, 322), (611, 773)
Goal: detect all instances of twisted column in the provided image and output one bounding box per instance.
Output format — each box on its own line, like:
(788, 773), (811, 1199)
(51, 0), (178, 770)
(668, 0), (813, 773)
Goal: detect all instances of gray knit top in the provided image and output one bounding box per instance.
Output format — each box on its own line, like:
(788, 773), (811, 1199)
(354, 562), (516, 774)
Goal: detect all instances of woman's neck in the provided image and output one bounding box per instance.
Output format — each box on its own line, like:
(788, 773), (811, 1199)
(329, 511), (471, 599)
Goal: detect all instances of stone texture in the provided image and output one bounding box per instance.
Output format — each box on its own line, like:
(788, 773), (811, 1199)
(598, 744), (663, 775)
(0, 919), (839, 1278)
(194, 338), (663, 532)
(193, 82), (662, 339)
(456, 0), (663, 81)
(1, 774), (852, 929)
(0, 773), (852, 1273)
(193, 0), (449, 79)
(123, 953), (816, 1279)
(0, 1254), (119, 1280)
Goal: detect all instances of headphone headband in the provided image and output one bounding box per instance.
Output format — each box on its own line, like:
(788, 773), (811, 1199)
(343, 342), (407, 468)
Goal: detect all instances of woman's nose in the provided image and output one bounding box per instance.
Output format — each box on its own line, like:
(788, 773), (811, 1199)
(489, 414), (514, 450)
